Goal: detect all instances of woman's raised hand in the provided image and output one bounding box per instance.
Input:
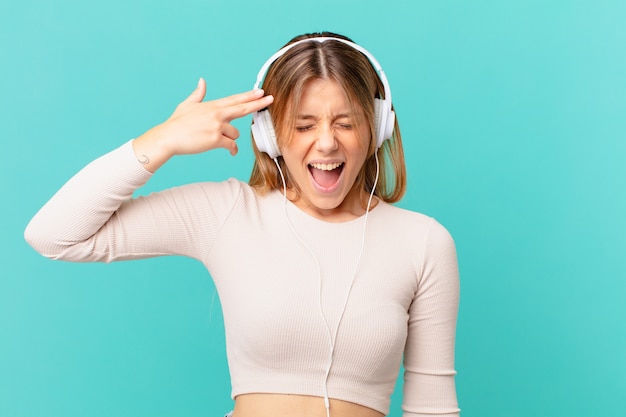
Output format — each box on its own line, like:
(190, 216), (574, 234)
(133, 78), (274, 172)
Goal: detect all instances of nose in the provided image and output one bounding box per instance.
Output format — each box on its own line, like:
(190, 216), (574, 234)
(315, 123), (338, 153)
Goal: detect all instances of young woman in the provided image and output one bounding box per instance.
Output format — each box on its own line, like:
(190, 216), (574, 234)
(25, 32), (460, 417)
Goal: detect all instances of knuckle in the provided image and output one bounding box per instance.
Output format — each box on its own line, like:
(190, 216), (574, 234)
(236, 103), (248, 115)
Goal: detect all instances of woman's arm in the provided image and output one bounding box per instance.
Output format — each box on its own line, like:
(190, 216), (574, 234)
(24, 80), (273, 262)
(403, 218), (461, 417)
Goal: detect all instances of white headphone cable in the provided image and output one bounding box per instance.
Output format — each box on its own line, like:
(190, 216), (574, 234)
(272, 152), (380, 417)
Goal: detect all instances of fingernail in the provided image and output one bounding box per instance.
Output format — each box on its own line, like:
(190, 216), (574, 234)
(253, 88), (264, 96)
(197, 77), (203, 88)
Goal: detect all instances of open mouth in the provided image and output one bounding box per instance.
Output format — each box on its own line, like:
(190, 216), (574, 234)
(308, 162), (345, 190)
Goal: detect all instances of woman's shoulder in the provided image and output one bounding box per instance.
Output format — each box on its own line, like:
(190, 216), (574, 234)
(376, 202), (434, 228)
(170, 177), (246, 198)
(376, 202), (455, 247)
(145, 178), (251, 217)
(169, 178), (277, 213)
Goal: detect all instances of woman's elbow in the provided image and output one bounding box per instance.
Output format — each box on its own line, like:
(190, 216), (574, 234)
(24, 220), (65, 260)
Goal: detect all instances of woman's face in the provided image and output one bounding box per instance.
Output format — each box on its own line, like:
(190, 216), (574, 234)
(280, 78), (371, 221)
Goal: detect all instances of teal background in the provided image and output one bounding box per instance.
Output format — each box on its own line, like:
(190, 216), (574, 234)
(1, 0), (624, 416)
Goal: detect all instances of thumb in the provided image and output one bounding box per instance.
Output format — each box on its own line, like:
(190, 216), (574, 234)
(183, 77), (206, 104)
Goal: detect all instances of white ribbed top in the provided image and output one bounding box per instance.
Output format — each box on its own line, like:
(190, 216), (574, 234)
(25, 141), (460, 416)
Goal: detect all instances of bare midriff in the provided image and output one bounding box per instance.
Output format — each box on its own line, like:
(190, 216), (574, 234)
(233, 393), (385, 417)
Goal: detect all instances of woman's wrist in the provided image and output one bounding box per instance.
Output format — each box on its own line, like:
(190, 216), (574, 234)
(132, 125), (176, 172)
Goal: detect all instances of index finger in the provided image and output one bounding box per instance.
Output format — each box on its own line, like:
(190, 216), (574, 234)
(220, 92), (274, 121)
(216, 88), (266, 107)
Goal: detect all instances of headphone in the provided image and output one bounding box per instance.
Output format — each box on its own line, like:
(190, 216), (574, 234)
(251, 37), (396, 159)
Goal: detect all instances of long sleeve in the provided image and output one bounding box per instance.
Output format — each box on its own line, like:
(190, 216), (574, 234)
(403, 218), (461, 416)
(24, 140), (242, 263)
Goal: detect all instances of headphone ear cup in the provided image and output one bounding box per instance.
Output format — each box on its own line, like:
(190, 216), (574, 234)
(252, 110), (281, 158)
(374, 99), (395, 148)
(384, 108), (396, 143)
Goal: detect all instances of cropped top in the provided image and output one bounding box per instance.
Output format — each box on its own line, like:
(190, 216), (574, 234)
(24, 141), (461, 416)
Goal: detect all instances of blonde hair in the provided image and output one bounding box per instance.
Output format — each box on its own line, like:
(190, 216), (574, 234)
(249, 32), (406, 204)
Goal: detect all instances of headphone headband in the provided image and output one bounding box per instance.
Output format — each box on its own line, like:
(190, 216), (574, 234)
(253, 37), (392, 104)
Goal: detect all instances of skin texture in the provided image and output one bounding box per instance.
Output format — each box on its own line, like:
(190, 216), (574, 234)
(280, 78), (372, 222)
(132, 80), (383, 417)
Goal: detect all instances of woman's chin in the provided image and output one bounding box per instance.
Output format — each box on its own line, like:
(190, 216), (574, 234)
(300, 186), (362, 218)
